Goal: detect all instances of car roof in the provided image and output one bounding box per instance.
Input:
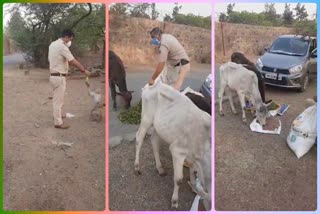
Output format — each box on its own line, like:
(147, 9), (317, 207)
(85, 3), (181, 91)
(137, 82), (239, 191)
(279, 35), (316, 41)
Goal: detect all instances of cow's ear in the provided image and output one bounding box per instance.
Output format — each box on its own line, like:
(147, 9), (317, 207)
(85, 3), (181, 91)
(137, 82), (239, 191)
(264, 102), (272, 107)
(116, 92), (122, 96)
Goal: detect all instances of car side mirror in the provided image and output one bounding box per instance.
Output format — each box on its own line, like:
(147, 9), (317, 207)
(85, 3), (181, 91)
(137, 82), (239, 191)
(310, 50), (317, 58)
(264, 47), (269, 52)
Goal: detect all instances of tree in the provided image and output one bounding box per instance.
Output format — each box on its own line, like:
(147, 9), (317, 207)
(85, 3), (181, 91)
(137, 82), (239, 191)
(264, 3), (281, 24)
(227, 3), (235, 16)
(6, 3), (104, 68)
(164, 14), (172, 22)
(129, 3), (151, 19)
(73, 4), (105, 54)
(283, 3), (294, 25)
(151, 3), (159, 20)
(6, 11), (31, 54)
(172, 3), (182, 21)
(219, 13), (228, 22)
(174, 13), (211, 29)
(295, 3), (308, 21)
(264, 3), (277, 16)
(109, 3), (129, 16)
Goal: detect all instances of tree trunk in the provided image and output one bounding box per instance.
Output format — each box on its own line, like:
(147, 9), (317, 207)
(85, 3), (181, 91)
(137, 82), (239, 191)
(69, 3), (92, 30)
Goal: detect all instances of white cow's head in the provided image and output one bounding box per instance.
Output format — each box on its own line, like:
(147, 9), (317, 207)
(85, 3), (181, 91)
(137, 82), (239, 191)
(256, 102), (271, 126)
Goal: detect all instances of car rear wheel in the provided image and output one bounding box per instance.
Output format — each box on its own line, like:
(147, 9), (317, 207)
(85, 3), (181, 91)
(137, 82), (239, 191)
(298, 73), (309, 92)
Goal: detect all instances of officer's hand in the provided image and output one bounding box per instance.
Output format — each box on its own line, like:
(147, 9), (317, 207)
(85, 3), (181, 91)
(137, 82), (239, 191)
(148, 79), (155, 86)
(84, 69), (91, 76)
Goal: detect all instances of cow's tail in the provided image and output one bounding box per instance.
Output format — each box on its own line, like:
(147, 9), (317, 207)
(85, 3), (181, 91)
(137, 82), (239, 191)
(191, 160), (211, 201)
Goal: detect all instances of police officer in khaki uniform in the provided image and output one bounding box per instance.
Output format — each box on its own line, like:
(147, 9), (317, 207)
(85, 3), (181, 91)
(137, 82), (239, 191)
(148, 27), (191, 90)
(148, 27), (193, 168)
(48, 29), (90, 129)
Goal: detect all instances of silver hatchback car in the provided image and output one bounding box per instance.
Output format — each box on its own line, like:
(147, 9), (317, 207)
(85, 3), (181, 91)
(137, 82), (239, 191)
(256, 35), (317, 92)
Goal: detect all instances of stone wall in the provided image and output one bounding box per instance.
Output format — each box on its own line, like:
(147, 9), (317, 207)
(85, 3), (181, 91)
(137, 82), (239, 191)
(215, 22), (296, 63)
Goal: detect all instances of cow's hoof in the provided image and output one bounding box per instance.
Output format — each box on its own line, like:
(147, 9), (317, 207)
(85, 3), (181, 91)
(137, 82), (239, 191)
(134, 169), (141, 176)
(219, 112), (224, 116)
(134, 164), (141, 175)
(232, 111), (238, 115)
(158, 168), (167, 177)
(171, 200), (178, 209)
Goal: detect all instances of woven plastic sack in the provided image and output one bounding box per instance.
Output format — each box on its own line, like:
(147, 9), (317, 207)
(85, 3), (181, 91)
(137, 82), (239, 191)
(287, 104), (317, 159)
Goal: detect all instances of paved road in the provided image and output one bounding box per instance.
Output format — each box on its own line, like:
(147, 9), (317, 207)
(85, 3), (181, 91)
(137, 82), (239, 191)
(3, 53), (25, 65)
(108, 64), (211, 138)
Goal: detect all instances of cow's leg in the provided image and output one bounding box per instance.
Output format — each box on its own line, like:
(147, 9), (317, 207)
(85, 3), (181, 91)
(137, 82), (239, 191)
(238, 92), (247, 123)
(226, 88), (237, 114)
(248, 96), (257, 117)
(258, 78), (266, 103)
(188, 164), (197, 194)
(134, 124), (150, 175)
(151, 131), (166, 176)
(170, 143), (187, 208)
(219, 83), (226, 116)
(189, 165), (196, 186)
(109, 81), (117, 110)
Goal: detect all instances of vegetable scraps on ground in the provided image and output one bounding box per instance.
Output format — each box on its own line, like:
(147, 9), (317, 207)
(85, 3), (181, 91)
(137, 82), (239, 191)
(118, 101), (142, 124)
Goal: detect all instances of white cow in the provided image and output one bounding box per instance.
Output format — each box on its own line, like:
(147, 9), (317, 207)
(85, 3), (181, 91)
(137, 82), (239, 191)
(218, 62), (270, 125)
(134, 81), (211, 209)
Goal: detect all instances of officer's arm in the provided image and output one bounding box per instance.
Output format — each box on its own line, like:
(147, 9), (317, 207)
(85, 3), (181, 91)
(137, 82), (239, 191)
(151, 62), (166, 81)
(69, 59), (85, 72)
(151, 45), (168, 81)
(62, 46), (86, 73)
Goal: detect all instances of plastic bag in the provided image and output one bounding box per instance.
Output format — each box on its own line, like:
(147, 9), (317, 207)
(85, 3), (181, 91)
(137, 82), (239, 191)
(287, 104), (317, 159)
(250, 117), (281, 134)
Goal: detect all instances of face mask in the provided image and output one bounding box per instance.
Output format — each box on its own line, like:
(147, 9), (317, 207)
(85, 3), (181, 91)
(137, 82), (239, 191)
(66, 41), (72, 47)
(151, 37), (160, 46)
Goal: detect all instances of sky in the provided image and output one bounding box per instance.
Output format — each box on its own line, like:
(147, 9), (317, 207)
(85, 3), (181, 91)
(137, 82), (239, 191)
(214, 3), (317, 21)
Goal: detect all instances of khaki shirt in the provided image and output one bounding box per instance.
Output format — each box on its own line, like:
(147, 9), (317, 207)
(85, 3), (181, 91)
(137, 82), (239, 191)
(157, 34), (190, 66)
(48, 38), (74, 74)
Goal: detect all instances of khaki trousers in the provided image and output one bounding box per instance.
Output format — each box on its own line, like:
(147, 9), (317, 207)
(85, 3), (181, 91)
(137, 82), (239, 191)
(157, 63), (191, 90)
(50, 76), (66, 126)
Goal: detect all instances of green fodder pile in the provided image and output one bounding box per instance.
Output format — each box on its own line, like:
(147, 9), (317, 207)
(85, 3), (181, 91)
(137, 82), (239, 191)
(118, 101), (142, 124)
(267, 101), (280, 111)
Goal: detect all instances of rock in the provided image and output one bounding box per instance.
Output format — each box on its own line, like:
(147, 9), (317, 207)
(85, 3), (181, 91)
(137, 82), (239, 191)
(109, 136), (123, 148)
(123, 132), (136, 143)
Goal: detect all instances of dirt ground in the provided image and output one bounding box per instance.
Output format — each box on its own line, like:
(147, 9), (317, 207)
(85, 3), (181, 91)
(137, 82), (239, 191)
(215, 79), (317, 211)
(109, 138), (195, 211)
(3, 65), (105, 211)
